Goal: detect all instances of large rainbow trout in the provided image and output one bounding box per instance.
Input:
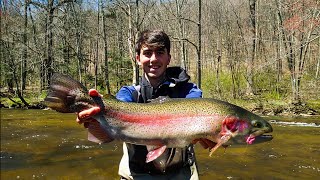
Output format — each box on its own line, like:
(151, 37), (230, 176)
(44, 73), (273, 162)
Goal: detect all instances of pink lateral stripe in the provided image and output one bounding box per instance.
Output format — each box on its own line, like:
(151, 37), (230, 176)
(107, 111), (209, 125)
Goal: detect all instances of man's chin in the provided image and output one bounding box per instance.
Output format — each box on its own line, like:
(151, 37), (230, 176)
(146, 71), (161, 78)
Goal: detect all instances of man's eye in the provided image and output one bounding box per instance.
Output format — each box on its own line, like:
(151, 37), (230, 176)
(143, 51), (152, 56)
(157, 51), (165, 55)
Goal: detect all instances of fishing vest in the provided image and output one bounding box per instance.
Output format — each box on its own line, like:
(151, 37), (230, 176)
(125, 67), (196, 174)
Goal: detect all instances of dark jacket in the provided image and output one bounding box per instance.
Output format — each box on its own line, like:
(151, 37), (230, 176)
(116, 67), (202, 174)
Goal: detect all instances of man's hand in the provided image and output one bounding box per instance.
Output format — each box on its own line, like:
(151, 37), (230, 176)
(76, 106), (101, 128)
(76, 89), (101, 127)
(76, 89), (113, 143)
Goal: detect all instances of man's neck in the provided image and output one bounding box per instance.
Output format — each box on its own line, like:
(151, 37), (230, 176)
(144, 73), (166, 88)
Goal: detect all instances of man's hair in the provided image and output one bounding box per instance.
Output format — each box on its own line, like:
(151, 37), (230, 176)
(135, 30), (171, 55)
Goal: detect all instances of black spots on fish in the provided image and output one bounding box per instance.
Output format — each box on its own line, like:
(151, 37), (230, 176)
(109, 118), (122, 126)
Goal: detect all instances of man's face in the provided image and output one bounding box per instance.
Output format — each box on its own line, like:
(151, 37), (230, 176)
(136, 45), (171, 80)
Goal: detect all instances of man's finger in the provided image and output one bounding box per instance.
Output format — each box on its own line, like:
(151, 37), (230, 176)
(78, 107), (101, 119)
(88, 89), (102, 97)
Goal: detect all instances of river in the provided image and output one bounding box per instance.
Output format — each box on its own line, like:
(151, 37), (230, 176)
(1, 109), (319, 179)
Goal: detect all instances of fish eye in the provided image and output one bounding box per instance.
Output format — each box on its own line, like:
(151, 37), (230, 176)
(252, 120), (262, 128)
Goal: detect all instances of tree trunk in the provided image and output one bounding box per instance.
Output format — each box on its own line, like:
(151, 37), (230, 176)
(316, 37), (320, 78)
(216, 48), (222, 98)
(127, 3), (139, 85)
(95, 0), (100, 89)
(175, 0), (187, 70)
(197, 0), (202, 89)
(102, 1), (111, 94)
(247, 0), (257, 95)
(275, 8), (283, 94)
(21, 0), (28, 91)
(70, 2), (84, 83)
(46, 0), (55, 87)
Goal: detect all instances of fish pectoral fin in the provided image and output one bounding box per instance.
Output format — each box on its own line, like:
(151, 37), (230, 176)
(88, 131), (104, 144)
(209, 134), (231, 157)
(146, 145), (167, 163)
(192, 138), (217, 150)
(87, 122), (114, 144)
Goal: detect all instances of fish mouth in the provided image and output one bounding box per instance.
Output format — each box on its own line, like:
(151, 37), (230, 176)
(252, 134), (273, 144)
(246, 129), (273, 144)
(246, 120), (273, 144)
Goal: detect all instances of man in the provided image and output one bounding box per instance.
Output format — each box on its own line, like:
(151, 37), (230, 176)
(77, 30), (203, 179)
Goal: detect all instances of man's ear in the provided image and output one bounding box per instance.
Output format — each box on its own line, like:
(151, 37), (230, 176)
(136, 54), (141, 65)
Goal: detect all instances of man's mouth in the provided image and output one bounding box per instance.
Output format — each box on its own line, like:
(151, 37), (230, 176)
(149, 65), (161, 71)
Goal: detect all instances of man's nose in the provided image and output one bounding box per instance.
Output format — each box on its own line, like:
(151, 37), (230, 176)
(150, 52), (158, 62)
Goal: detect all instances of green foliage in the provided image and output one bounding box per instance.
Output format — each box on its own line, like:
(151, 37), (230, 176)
(307, 100), (320, 112)
(107, 51), (133, 93)
(201, 68), (298, 110)
(201, 71), (215, 98)
(254, 70), (290, 100)
(300, 72), (320, 101)
(201, 70), (246, 100)
(1, 98), (20, 107)
(38, 90), (48, 100)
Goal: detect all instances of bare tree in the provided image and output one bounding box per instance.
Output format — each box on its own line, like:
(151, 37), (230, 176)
(247, 0), (257, 95)
(114, 0), (140, 85)
(276, 0), (319, 102)
(69, 2), (85, 83)
(102, 0), (111, 94)
(21, 0), (29, 91)
(317, 37), (320, 78)
(197, 0), (202, 89)
(29, 0), (74, 88)
(163, 0), (202, 87)
(127, 1), (139, 85)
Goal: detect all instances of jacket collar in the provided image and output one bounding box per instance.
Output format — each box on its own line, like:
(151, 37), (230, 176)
(140, 66), (190, 88)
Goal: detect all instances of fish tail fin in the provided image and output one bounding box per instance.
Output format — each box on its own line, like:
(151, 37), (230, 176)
(43, 73), (90, 113)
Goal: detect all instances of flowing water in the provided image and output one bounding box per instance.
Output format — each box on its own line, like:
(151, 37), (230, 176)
(1, 109), (319, 179)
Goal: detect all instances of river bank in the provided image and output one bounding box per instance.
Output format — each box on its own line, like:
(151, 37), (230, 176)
(1, 95), (319, 117)
(251, 102), (319, 116)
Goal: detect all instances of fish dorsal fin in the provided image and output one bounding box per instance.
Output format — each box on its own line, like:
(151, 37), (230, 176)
(146, 145), (167, 163)
(148, 96), (171, 104)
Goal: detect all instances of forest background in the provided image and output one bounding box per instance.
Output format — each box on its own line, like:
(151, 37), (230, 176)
(1, 0), (319, 115)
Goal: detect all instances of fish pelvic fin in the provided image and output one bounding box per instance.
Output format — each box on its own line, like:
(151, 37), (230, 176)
(43, 73), (93, 113)
(146, 145), (167, 163)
